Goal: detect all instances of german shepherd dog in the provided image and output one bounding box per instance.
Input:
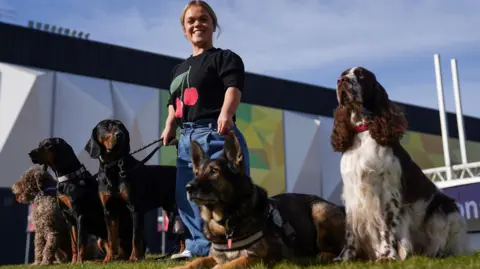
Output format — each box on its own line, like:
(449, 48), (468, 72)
(170, 131), (346, 269)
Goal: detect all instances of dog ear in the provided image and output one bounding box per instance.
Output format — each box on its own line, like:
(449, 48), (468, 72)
(120, 122), (131, 153)
(190, 140), (208, 175)
(84, 127), (101, 159)
(222, 130), (243, 170)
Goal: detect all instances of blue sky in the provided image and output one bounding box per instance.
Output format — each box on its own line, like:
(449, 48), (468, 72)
(1, 0), (479, 120)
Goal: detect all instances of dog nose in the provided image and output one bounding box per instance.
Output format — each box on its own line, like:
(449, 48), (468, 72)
(338, 77), (348, 84)
(185, 182), (198, 193)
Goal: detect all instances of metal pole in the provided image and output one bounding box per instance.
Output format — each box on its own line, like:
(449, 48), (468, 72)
(433, 54), (452, 181)
(24, 204), (33, 264)
(24, 231), (31, 264)
(161, 209), (166, 255)
(450, 58), (468, 164)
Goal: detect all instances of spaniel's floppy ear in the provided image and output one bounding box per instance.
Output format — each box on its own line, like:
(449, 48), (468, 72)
(331, 105), (356, 153)
(364, 79), (390, 114)
(222, 130), (244, 172)
(190, 140), (208, 176)
(375, 81), (390, 106)
(84, 127), (101, 159)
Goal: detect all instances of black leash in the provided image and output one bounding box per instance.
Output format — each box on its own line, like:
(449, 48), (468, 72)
(130, 138), (178, 168)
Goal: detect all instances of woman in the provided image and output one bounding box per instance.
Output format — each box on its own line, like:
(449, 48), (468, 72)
(160, 0), (251, 260)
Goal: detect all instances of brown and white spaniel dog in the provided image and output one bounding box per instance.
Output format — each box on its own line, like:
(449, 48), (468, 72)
(330, 66), (468, 262)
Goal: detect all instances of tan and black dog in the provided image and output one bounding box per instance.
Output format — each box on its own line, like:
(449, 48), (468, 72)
(170, 131), (346, 269)
(84, 119), (180, 262)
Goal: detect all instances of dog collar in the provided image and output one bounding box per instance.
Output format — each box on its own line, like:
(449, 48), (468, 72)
(354, 122), (368, 133)
(35, 187), (57, 197)
(57, 166), (87, 183)
(99, 155), (112, 166)
(212, 230), (264, 252)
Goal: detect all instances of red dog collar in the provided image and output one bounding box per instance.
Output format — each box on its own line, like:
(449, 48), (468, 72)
(354, 124), (368, 133)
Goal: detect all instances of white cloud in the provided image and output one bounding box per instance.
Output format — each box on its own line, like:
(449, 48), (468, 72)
(54, 0), (480, 74)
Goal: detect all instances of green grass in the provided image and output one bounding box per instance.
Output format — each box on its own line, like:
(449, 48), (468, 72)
(2, 253), (480, 269)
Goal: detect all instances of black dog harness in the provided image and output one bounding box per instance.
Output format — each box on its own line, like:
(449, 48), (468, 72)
(97, 139), (178, 186)
(211, 187), (297, 252)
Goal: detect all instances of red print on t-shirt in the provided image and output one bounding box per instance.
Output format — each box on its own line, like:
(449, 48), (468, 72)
(183, 87), (198, 106)
(175, 98), (183, 118)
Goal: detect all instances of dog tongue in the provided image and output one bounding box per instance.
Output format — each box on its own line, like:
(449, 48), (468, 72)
(228, 239), (232, 249)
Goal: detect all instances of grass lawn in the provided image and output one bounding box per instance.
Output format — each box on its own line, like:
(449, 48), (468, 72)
(1, 253), (480, 269)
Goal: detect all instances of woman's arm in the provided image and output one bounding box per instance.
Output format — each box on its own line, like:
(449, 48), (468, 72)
(220, 87), (242, 119)
(216, 49), (245, 133)
(165, 104), (177, 128)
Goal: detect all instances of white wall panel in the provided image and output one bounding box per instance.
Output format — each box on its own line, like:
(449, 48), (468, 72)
(0, 63), (163, 187)
(0, 65), (54, 187)
(283, 110), (343, 205)
(53, 73), (113, 173)
(111, 81), (161, 165)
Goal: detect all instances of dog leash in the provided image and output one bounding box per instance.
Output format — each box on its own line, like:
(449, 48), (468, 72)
(129, 138), (179, 168)
(106, 138), (179, 184)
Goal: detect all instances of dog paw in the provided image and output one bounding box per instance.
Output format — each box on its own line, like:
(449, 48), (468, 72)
(99, 257), (114, 264)
(376, 256), (396, 263)
(332, 256), (343, 263)
(129, 255), (140, 262)
(319, 252), (337, 262)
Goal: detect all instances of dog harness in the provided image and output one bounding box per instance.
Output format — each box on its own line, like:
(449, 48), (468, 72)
(35, 187), (57, 197)
(211, 190), (297, 252)
(212, 230), (264, 251)
(267, 201), (297, 246)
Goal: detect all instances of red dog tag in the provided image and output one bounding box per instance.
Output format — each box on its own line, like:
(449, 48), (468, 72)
(228, 238), (232, 249)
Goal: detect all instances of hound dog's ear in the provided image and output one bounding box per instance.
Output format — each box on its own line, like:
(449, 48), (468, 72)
(190, 140), (208, 176)
(118, 121), (131, 154)
(84, 126), (101, 159)
(222, 130), (244, 172)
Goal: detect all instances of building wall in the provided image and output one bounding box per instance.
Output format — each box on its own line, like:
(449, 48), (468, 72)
(3, 61), (480, 193)
(1, 62), (480, 264)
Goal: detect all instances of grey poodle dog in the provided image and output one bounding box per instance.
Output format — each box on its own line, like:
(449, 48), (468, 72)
(11, 165), (72, 265)
(11, 166), (104, 265)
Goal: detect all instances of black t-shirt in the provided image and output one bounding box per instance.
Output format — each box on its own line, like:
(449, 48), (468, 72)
(168, 47), (245, 125)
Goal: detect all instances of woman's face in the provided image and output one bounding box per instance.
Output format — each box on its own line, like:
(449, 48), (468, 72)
(183, 5), (214, 48)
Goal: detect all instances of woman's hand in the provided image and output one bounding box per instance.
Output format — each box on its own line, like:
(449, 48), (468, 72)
(217, 112), (233, 135)
(160, 124), (177, 145)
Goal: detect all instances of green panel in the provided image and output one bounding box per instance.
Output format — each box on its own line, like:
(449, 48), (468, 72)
(159, 90), (180, 166)
(236, 103), (252, 123)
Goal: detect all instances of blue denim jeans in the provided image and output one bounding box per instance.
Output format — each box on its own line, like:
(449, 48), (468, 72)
(175, 119), (250, 256)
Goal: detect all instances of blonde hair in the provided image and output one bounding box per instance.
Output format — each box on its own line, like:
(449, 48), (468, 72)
(180, 0), (221, 36)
